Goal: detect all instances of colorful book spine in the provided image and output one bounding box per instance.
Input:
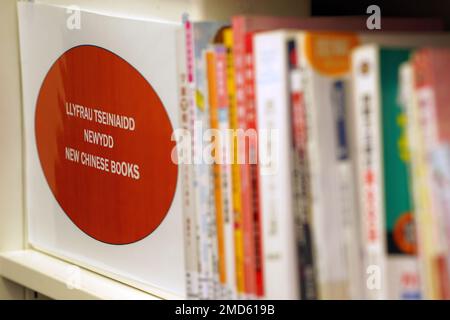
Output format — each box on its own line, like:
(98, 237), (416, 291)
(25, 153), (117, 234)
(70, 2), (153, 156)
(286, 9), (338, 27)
(379, 48), (420, 300)
(224, 28), (246, 297)
(206, 48), (227, 297)
(214, 45), (237, 299)
(352, 45), (421, 299)
(244, 32), (265, 298)
(236, 34), (257, 298)
(206, 45), (238, 299)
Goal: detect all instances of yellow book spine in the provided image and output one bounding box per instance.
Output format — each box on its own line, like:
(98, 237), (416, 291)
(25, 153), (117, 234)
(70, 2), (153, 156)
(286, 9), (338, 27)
(411, 94), (442, 300)
(224, 28), (245, 294)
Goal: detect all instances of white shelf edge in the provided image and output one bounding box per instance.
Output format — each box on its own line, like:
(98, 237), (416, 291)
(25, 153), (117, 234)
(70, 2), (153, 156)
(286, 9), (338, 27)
(0, 249), (161, 300)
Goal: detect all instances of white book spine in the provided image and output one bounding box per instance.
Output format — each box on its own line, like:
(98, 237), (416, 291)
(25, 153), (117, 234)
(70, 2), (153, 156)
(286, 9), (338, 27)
(254, 31), (299, 299)
(401, 63), (428, 299)
(187, 26), (215, 300)
(344, 75), (364, 300)
(297, 36), (326, 300)
(351, 45), (387, 299)
(220, 111), (236, 299)
(296, 34), (355, 299)
(178, 25), (199, 299)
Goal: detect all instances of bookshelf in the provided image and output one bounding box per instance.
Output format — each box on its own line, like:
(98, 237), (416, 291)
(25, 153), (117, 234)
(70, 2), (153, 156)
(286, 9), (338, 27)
(0, 250), (157, 299)
(4, 0), (447, 302)
(0, 0), (310, 300)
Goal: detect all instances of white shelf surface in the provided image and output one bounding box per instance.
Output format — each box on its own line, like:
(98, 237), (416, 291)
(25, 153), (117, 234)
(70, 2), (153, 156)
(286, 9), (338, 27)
(0, 249), (160, 300)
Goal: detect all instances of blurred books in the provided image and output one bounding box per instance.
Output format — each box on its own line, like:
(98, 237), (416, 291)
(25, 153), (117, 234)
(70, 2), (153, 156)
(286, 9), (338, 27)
(176, 14), (450, 299)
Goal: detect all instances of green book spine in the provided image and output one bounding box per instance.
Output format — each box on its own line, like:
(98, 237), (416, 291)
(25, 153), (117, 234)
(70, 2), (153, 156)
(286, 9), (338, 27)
(379, 49), (416, 256)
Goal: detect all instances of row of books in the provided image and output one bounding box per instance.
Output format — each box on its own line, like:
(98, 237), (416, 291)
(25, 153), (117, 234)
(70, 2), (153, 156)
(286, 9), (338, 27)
(175, 14), (450, 299)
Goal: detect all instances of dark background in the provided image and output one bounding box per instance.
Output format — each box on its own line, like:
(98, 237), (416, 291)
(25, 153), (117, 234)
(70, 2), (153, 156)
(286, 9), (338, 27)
(312, 0), (450, 27)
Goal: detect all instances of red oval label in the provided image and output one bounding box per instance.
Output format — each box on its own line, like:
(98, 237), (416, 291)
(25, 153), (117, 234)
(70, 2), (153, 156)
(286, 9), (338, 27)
(35, 45), (178, 245)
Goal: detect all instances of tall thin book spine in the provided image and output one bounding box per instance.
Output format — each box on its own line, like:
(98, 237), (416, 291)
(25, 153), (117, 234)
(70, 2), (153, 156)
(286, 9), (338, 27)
(376, 48), (419, 300)
(180, 18), (199, 299)
(206, 49), (227, 298)
(401, 62), (430, 300)
(254, 31), (299, 299)
(234, 20), (257, 297)
(202, 48), (220, 299)
(214, 45), (236, 299)
(403, 62), (431, 299)
(224, 29), (246, 297)
(244, 32), (264, 298)
(414, 51), (450, 299)
(352, 45), (387, 299)
(289, 46), (318, 299)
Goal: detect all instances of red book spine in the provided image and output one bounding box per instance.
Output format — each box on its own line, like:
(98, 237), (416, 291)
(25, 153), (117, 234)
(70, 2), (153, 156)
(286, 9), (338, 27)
(232, 17), (257, 297)
(244, 32), (264, 297)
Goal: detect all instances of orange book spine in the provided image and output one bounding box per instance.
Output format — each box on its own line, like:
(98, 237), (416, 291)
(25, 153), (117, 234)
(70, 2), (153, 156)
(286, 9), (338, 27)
(206, 50), (226, 285)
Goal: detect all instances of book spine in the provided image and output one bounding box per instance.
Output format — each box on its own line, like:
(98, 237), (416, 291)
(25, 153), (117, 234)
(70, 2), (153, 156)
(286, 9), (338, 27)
(224, 29), (245, 298)
(401, 62), (430, 300)
(254, 31), (299, 299)
(233, 19), (256, 298)
(244, 32), (264, 298)
(352, 45), (387, 299)
(331, 80), (357, 300)
(418, 87), (446, 300)
(206, 49), (227, 299)
(299, 38), (330, 299)
(203, 49), (220, 299)
(214, 45), (236, 299)
(402, 62), (435, 300)
(297, 32), (360, 299)
(188, 25), (215, 299)
(334, 78), (364, 300)
(224, 28), (246, 297)
(377, 49), (420, 300)
(430, 145), (450, 299)
(414, 52), (450, 299)
(341, 78), (364, 300)
(181, 19), (199, 299)
(288, 45), (318, 299)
